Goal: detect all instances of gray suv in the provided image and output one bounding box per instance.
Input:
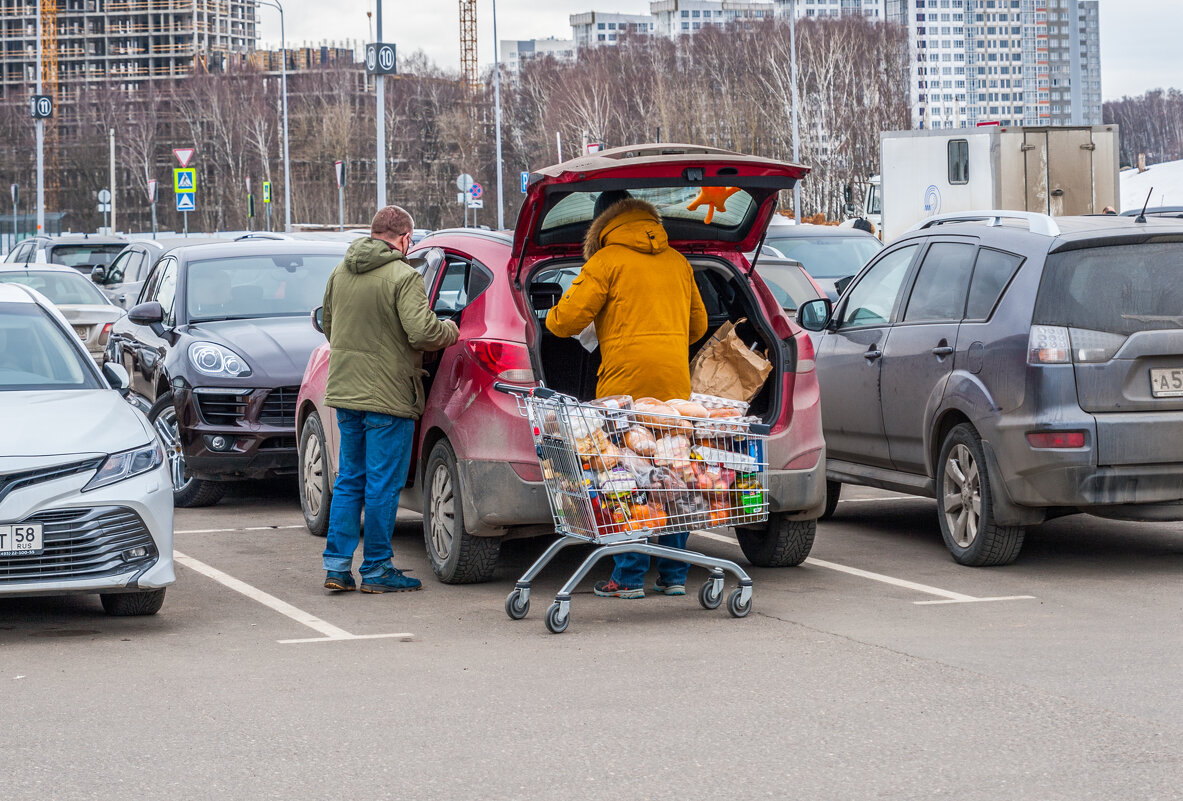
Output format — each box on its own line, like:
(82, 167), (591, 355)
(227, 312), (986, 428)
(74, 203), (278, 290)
(798, 211), (1183, 566)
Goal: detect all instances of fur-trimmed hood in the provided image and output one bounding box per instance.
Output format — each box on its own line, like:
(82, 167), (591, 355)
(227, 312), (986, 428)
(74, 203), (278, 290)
(583, 198), (669, 260)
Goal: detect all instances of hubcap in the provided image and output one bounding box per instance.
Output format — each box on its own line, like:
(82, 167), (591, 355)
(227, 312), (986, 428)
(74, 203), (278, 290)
(942, 443), (981, 549)
(302, 433), (324, 516)
(153, 406), (191, 493)
(429, 464), (455, 561)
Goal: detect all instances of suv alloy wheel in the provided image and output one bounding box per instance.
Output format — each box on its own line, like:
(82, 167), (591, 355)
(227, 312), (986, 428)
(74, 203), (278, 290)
(423, 440), (500, 584)
(148, 391), (225, 508)
(935, 423), (1024, 566)
(299, 411), (332, 537)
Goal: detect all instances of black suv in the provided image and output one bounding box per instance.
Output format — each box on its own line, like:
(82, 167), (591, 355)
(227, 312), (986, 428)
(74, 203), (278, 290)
(798, 211), (1183, 566)
(106, 240), (346, 507)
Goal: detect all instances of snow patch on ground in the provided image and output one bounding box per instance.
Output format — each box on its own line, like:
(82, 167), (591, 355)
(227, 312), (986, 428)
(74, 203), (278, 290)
(1121, 159), (1183, 211)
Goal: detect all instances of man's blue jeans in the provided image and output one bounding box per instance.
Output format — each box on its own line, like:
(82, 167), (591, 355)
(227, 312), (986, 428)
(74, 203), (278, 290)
(322, 409), (416, 579)
(610, 531), (690, 589)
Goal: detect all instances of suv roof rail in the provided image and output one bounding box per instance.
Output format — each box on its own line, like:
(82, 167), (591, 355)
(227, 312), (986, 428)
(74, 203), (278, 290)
(908, 210), (1061, 237)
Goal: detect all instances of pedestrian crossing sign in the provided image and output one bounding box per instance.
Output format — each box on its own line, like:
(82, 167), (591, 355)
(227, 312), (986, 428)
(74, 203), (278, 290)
(263, 182), (271, 203)
(173, 168), (196, 192)
(176, 193), (195, 212)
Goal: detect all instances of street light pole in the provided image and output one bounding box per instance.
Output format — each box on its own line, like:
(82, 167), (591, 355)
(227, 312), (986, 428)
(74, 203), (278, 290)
(790, 0), (801, 221)
(35, 0), (44, 234)
(492, 0), (504, 230)
(259, 0), (291, 232)
(375, 0), (386, 210)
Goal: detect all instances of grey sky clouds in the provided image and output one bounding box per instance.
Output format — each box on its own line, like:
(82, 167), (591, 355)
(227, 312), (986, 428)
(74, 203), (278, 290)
(266, 0), (1178, 101)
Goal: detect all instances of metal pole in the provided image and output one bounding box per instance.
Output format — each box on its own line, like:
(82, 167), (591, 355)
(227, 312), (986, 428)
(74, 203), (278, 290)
(556, 131), (562, 163)
(279, 3), (291, 232)
(375, 0), (387, 209)
(338, 185), (344, 231)
(492, 0), (504, 230)
(790, 0), (801, 221)
(35, 0), (44, 234)
(151, 199), (156, 239)
(109, 128), (116, 233)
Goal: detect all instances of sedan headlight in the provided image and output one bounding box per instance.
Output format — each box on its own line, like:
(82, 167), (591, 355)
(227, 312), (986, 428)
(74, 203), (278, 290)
(189, 341), (252, 378)
(83, 441), (165, 492)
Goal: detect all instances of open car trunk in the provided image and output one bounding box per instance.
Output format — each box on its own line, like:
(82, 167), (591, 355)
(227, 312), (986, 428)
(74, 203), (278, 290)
(525, 256), (782, 423)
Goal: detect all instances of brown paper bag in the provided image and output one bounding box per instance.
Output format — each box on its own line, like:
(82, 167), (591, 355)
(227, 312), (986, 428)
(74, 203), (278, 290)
(689, 319), (773, 403)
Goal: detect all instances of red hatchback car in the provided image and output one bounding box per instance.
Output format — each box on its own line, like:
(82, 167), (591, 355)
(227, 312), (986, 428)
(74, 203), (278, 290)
(296, 145), (826, 583)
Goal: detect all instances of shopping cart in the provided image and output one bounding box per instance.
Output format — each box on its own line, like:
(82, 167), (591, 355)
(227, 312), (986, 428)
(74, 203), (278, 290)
(494, 383), (770, 634)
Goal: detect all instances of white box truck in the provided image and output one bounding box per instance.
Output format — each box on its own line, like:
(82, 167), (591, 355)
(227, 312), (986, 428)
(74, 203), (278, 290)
(866, 125), (1120, 241)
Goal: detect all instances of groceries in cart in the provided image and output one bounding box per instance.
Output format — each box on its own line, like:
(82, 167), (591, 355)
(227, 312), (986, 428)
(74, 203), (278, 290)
(531, 391), (770, 540)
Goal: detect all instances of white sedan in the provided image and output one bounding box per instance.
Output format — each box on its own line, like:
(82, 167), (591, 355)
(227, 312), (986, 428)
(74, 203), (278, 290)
(0, 263), (123, 364)
(0, 283), (174, 615)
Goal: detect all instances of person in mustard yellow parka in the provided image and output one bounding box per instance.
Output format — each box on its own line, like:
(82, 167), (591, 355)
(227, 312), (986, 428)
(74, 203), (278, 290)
(546, 192), (709, 599)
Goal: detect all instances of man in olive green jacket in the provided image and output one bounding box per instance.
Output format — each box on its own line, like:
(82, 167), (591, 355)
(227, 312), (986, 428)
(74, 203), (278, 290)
(321, 205), (458, 594)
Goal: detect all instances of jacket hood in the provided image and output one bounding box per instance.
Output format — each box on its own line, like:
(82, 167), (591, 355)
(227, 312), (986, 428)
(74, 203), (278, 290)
(344, 237), (405, 274)
(583, 198), (669, 260)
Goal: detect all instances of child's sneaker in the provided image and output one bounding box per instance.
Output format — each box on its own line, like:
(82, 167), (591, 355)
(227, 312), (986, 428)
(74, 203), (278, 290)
(360, 567), (422, 593)
(324, 571), (356, 592)
(593, 580), (644, 599)
(653, 580), (686, 596)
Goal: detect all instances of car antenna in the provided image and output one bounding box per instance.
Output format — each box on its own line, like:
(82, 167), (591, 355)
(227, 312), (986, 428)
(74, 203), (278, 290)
(1135, 188), (1153, 224)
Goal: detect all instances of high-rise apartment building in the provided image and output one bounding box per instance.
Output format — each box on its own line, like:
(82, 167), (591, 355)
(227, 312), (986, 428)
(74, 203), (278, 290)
(501, 37), (577, 72)
(649, 1), (774, 37)
(0, 0), (258, 102)
(887, 0), (1100, 130)
(570, 11), (654, 48)
(777, 0), (884, 19)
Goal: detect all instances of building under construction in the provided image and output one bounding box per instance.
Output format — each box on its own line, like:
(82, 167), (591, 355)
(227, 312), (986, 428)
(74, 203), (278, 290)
(0, 0), (259, 103)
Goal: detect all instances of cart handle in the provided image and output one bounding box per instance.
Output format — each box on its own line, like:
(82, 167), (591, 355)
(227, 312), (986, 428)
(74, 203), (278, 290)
(493, 382), (557, 400)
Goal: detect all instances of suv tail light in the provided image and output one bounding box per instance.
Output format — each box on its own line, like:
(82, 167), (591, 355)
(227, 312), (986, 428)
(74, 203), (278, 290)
(792, 331), (815, 373)
(1029, 325), (1128, 365)
(467, 339), (534, 383)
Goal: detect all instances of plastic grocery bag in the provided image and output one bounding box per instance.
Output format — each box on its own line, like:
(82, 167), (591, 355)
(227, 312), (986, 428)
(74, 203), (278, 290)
(689, 318), (772, 403)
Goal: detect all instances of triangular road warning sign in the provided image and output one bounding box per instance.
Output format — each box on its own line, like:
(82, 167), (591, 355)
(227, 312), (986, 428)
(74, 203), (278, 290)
(174, 148), (195, 167)
(176, 193), (195, 212)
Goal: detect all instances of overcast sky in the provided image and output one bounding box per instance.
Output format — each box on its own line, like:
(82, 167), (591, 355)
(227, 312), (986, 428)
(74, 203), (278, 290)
(265, 0), (1175, 101)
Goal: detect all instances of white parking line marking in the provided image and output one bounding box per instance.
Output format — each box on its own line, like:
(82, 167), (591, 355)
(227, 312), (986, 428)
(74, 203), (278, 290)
(176, 525), (305, 535)
(691, 531), (1035, 605)
(173, 551), (414, 644)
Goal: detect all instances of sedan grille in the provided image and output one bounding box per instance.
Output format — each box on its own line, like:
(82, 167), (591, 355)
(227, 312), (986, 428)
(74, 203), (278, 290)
(259, 386), (299, 427)
(194, 391), (250, 426)
(0, 458), (104, 505)
(0, 506), (158, 584)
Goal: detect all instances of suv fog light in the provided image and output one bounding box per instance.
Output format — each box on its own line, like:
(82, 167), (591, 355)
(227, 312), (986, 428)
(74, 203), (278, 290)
(1026, 431), (1086, 449)
(122, 546), (149, 561)
(205, 435), (231, 451)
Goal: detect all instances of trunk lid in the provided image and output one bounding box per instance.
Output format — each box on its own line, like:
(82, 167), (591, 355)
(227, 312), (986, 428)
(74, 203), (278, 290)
(511, 144), (808, 284)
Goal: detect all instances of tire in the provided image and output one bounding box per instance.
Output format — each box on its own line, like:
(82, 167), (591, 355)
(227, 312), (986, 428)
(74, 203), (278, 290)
(936, 423), (1025, 566)
(422, 440), (501, 584)
(148, 392), (225, 509)
(727, 587), (752, 618)
(299, 411), (332, 537)
(545, 603), (569, 634)
(735, 514), (816, 567)
(505, 589), (530, 620)
(101, 589), (166, 616)
(820, 480), (842, 520)
(698, 579), (723, 610)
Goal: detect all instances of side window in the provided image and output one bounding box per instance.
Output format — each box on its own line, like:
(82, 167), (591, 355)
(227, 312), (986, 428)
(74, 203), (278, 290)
(838, 244), (919, 329)
(431, 257), (491, 315)
(128, 252), (149, 281)
(153, 261), (178, 324)
(903, 242), (977, 322)
(948, 139), (969, 184)
(138, 262), (164, 305)
(965, 248), (1024, 319)
(106, 251), (134, 283)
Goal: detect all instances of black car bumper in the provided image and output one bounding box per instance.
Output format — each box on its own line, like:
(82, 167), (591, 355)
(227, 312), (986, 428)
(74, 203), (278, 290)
(174, 385), (299, 481)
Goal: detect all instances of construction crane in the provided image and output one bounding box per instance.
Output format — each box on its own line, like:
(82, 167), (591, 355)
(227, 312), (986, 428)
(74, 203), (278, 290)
(40, 0), (59, 218)
(459, 0), (478, 93)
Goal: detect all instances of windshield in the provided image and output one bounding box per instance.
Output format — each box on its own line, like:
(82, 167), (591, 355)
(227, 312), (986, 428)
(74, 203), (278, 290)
(0, 302), (101, 390)
(755, 262), (821, 311)
(1034, 242), (1183, 335)
(540, 187), (757, 233)
(0, 270), (110, 305)
(186, 254), (340, 322)
(763, 234), (882, 279)
(49, 244), (125, 270)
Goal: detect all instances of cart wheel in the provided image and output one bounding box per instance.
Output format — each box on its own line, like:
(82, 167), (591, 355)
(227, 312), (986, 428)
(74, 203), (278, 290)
(727, 588), (752, 618)
(545, 603), (569, 634)
(698, 580), (723, 610)
(505, 589), (530, 620)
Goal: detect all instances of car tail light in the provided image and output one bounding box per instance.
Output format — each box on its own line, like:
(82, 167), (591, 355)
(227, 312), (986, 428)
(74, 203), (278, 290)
(1069, 328), (1126, 363)
(1028, 325), (1071, 364)
(99, 322), (113, 345)
(793, 331), (815, 373)
(467, 339), (534, 383)
(1026, 431), (1086, 449)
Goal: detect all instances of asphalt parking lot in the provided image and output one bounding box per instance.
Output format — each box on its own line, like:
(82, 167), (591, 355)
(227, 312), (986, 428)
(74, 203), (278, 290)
(3, 482), (1182, 800)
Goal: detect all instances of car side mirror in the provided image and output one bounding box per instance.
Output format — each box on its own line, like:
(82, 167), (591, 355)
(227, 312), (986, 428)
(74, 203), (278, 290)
(102, 362), (130, 396)
(311, 306), (324, 334)
(834, 275), (855, 296)
(796, 298), (832, 332)
(90, 264), (108, 284)
(128, 300), (166, 336)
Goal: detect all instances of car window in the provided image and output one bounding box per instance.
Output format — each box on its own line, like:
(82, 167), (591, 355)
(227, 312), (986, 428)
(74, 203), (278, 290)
(762, 234), (883, 279)
(432, 257), (492, 315)
(154, 261), (178, 324)
(903, 242), (976, 323)
(0, 269), (110, 306)
(837, 244), (919, 329)
(186, 253), (339, 322)
(48, 244), (125, 270)
(756, 262), (821, 311)
(0, 302), (100, 390)
(106, 251), (135, 283)
(541, 187), (756, 233)
(965, 248), (1024, 320)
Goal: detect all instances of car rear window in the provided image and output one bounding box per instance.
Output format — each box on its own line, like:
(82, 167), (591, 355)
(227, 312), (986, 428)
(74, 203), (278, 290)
(763, 234), (882, 279)
(0, 270), (110, 306)
(0, 302), (100, 390)
(49, 244), (125, 269)
(540, 187), (756, 233)
(1033, 242), (1183, 335)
